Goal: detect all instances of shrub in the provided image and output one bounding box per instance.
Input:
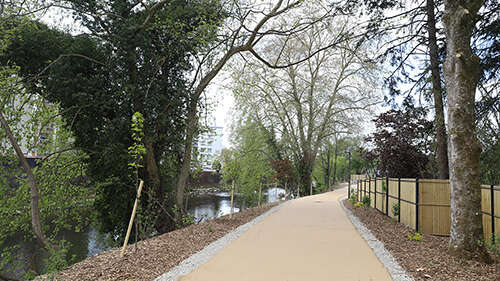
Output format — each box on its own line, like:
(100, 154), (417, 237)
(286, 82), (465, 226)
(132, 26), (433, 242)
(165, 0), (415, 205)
(354, 202), (364, 208)
(361, 195), (371, 206)
(348, 189), (357, 202)
(487, 234), (499, 257)
(408, 232), (423, 242)
(392, 203), (400, 217)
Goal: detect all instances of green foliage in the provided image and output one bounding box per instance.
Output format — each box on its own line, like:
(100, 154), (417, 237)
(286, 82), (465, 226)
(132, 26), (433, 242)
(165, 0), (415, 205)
(23, 270), (36, 280)
(487, 234), (499, 257)
(408, 232), (424, 242)
(208, 225), (212, 233)
(171, 205), (195, 228)
(8, 1), (225, 239)
(182, 215), (195, 227)
(348, 189), (357, 202)
(220, 149), (240, 183)
(211, 159), (222, 172)
(392, 203), (400, 217)
(313, 137), (359, 189)
(381, 180), (387, 192)
(229, 119), (276, 206)
(361, 196), (371, 206)
(128, 112), (146, 171)
(354, 202), (364, 208)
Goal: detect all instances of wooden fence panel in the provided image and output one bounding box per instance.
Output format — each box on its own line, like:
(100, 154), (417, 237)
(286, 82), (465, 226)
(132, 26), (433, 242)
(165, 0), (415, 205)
(400, 179), (416, 229)
(388, 178), (399, 219)
(369, 178), (375, 209)
(351, 177), (499, 244)
(495, 187), (500, 241)
(481, 186), (492, 244)
(419, 179), (450, 235)
(481, 185), (500, 244)
(374, 178), (382, 213)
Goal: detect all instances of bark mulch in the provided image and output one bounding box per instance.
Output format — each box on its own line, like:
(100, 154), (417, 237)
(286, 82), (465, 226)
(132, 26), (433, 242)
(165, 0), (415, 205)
(343, 200), (498, 281)
(36, 202), (280, 281)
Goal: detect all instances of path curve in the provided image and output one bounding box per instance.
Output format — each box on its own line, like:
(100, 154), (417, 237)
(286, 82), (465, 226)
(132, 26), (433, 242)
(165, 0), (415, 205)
(157, 188), (399, 281)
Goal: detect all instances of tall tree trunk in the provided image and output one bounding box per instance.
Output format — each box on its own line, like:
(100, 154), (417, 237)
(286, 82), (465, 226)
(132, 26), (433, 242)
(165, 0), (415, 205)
(426, 0), (449, 179)
(0, 112), (52, 252)
(298, 149), (315, 196)
(442, 0), (490, 261)
(323, 144), (331, 189)
(143, 135), (175, 233)
(175, 104), (197, 217)
(333, 139), (338, 186)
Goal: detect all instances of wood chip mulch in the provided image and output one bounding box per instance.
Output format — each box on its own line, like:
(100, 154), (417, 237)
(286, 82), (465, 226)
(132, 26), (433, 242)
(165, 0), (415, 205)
(35, 202), (280, 281)
(343, 200), (499, 281)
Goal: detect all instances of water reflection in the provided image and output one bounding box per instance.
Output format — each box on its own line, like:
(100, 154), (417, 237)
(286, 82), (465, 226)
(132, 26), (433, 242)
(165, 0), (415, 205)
(186, 187), (285, 223)
(1, 187), (285, 279)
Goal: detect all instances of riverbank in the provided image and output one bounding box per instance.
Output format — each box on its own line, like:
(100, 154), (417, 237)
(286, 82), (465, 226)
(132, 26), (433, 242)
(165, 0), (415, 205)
(35, 201), (281, 281)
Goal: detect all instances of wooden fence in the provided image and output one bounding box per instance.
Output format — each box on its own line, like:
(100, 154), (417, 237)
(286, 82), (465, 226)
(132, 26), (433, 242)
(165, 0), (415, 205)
(352, 175), (500, 244)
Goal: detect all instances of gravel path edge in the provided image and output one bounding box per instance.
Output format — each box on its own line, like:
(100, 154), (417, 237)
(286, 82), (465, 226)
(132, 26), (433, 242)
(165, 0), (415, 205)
(339, 195), (414, 281)
(153, 200), (291, 281)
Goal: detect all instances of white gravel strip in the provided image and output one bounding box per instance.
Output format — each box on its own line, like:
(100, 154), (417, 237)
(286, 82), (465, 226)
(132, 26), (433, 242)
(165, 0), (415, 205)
(340, 195), (413, 281)
(153, 201), (291, 281)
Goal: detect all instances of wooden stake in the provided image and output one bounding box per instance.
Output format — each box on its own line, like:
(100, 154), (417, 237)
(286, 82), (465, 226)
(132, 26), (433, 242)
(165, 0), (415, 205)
(258, 182), (262, 206)
(230, 180), (235, 219)
(120, 180), (144, 257)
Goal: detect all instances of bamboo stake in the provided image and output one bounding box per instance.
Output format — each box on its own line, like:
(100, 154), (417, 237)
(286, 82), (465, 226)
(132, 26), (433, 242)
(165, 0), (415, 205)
(120, 180), (144, 257)
(258, 182), (262, 206)
(230, 180), (235, 219)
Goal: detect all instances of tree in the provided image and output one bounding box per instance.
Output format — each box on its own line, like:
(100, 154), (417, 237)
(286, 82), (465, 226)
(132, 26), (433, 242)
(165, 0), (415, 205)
(173, 0), (335, 212)
(5, 1), (225, 238)
(425, 0), (449, 179)
(230, 17), (379, 195)
(219, 148), (239, 217)
(270, 158), (296, 196)
(442, 0), (491, 261)
(230, 119), (276, 206)
(0, 22), (95, 278)
(364, 107), (434, 178)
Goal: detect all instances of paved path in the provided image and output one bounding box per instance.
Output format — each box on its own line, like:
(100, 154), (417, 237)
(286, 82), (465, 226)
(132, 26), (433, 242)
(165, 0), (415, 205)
(178, 188), (392, 281)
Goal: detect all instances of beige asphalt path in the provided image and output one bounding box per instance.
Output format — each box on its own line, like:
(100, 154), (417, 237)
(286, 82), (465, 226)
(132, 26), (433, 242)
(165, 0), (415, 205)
(179, 188), (392, 281)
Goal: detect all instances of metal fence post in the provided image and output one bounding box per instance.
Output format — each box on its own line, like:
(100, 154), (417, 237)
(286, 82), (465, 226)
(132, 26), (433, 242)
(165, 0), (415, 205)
(347, 177), (351, 199)
(491, 184), (495, 245)
(386, 176), (389, 216)
(374, 177), (377, 210)
(398, 177), (401, 223)
(415, 178), (420, 232)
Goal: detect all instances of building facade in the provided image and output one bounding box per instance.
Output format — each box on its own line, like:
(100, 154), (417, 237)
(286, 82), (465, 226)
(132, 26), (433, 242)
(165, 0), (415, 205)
(193, 126), (223, 171)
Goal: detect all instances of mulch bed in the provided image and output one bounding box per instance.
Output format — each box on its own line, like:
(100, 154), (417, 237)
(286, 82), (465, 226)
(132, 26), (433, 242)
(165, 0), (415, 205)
(36, 202), (280, 281)
(343, 200), (498, 281)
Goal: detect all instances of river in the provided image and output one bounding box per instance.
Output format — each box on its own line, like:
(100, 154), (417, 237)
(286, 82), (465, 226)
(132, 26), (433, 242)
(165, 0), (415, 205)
(0, 187), (285, 280)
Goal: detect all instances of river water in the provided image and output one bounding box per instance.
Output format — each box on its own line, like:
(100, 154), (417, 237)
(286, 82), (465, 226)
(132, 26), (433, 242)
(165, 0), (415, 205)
(1, 187), (285, 279)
